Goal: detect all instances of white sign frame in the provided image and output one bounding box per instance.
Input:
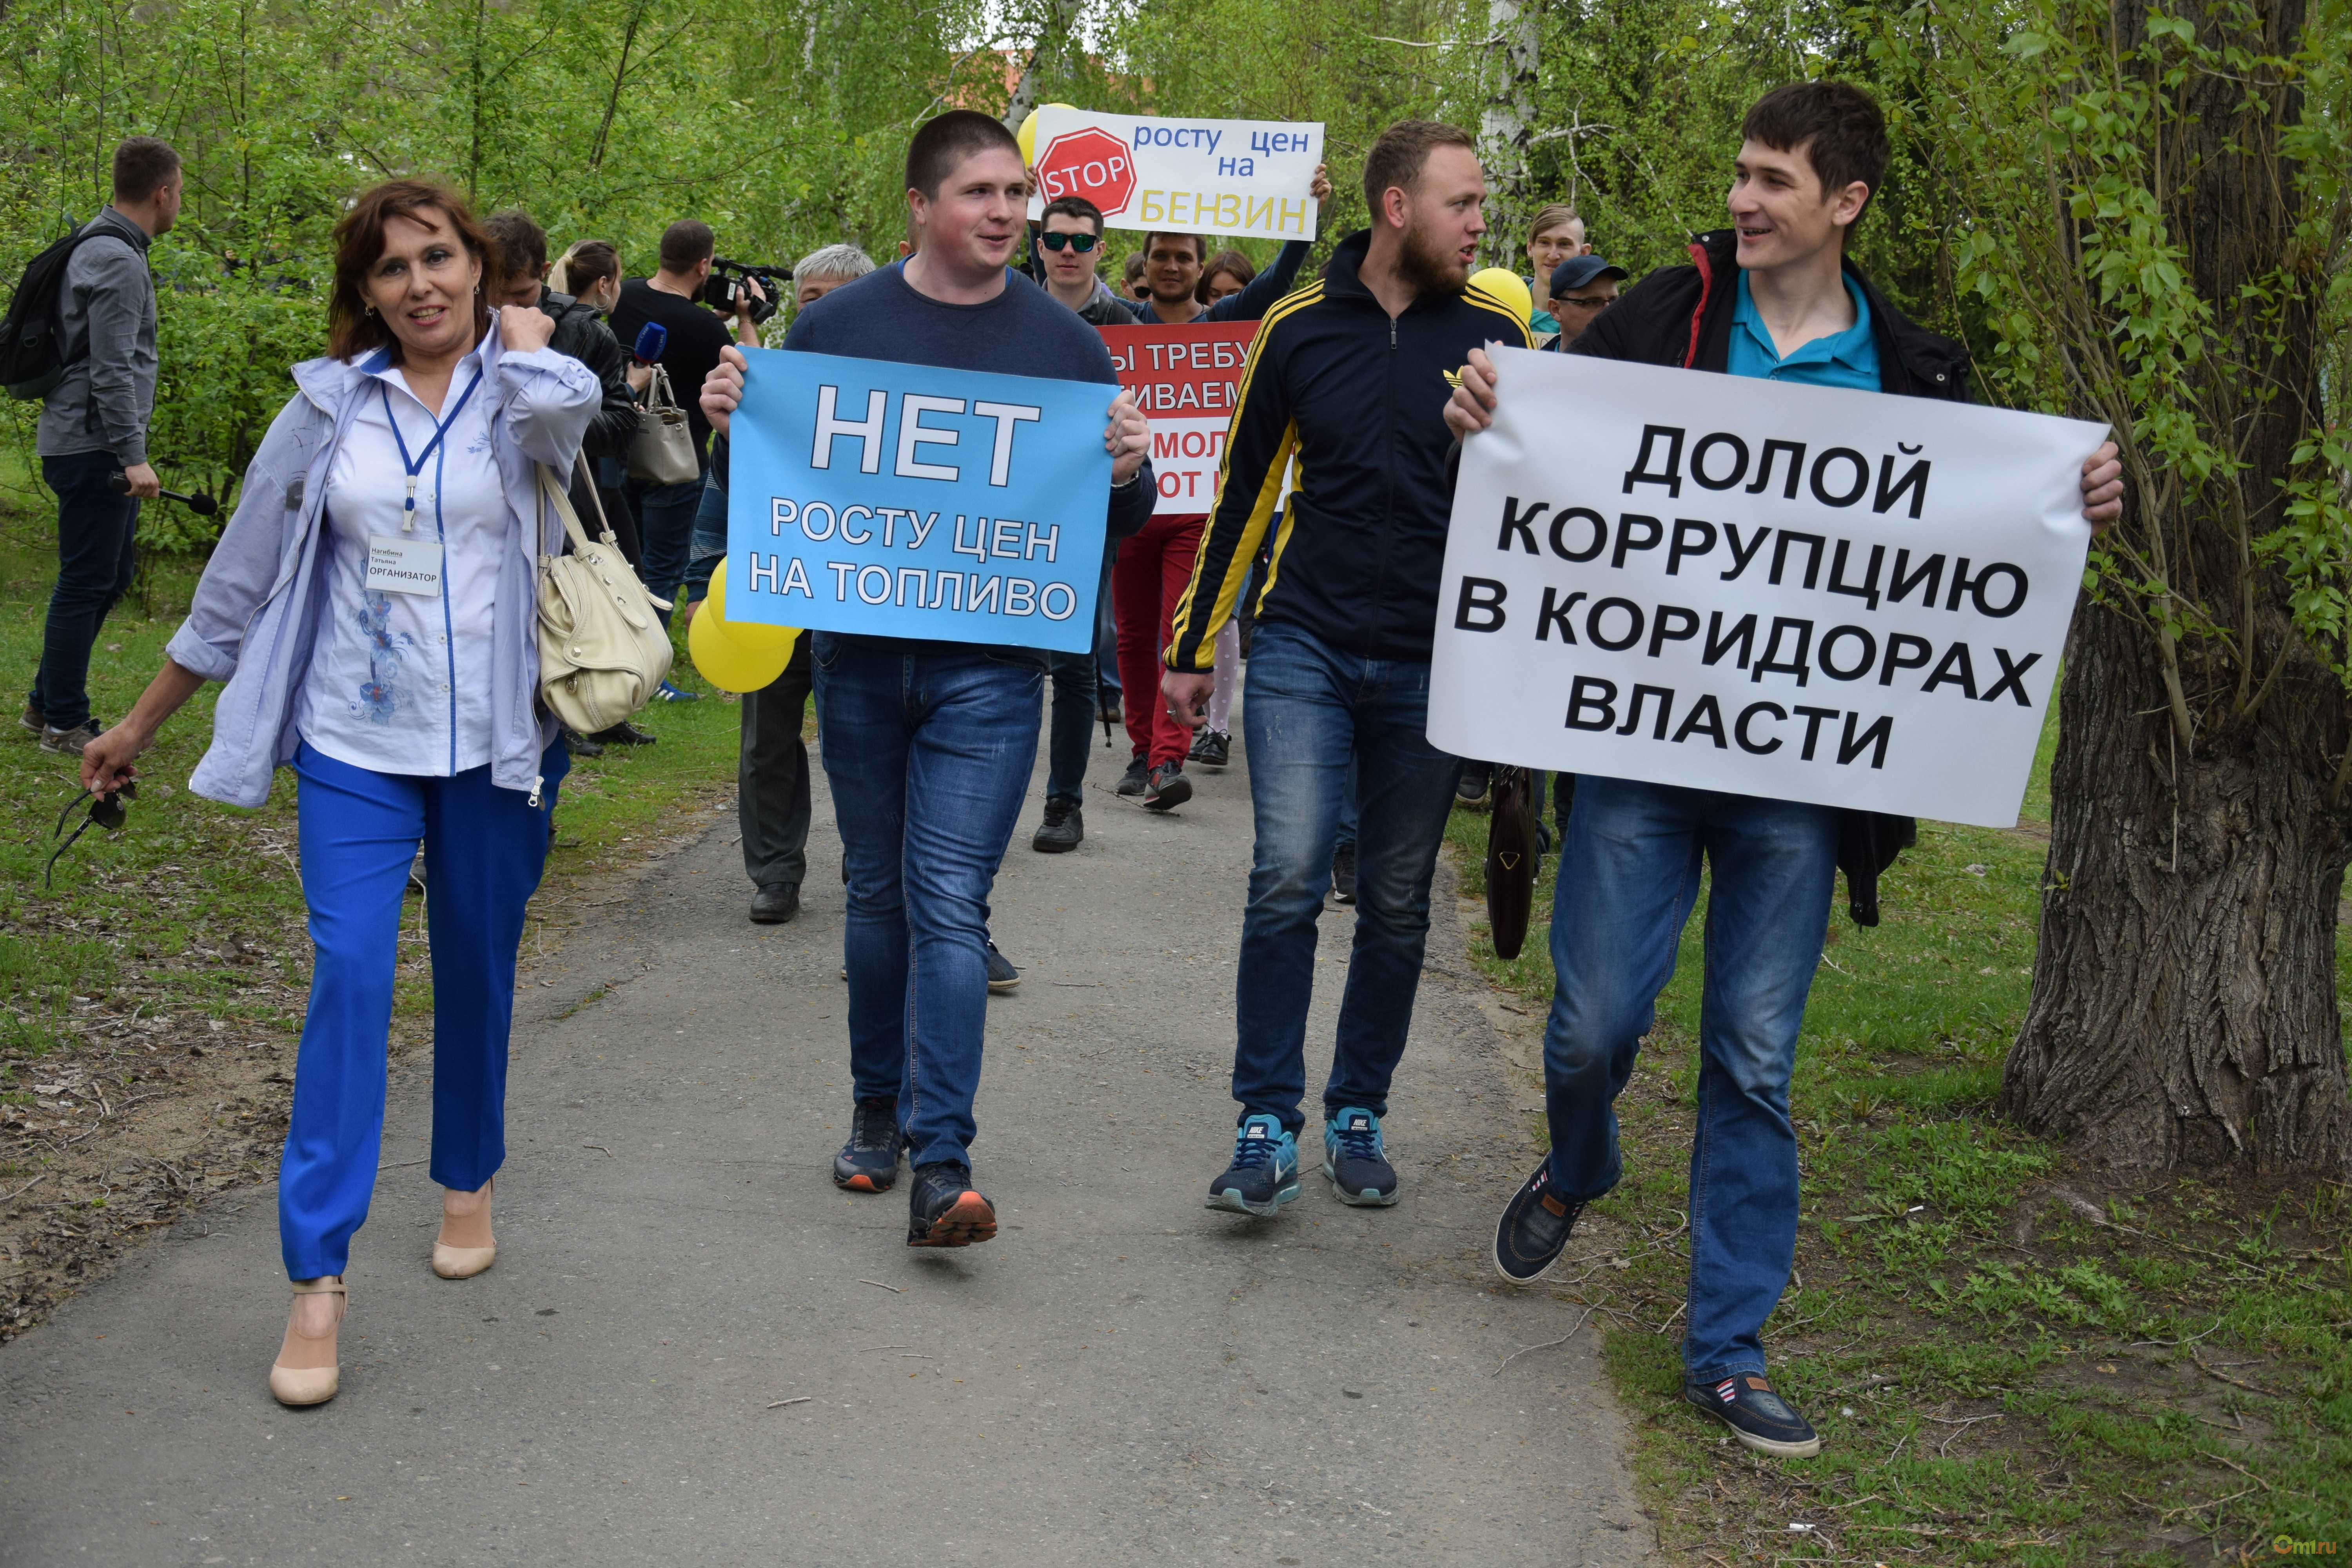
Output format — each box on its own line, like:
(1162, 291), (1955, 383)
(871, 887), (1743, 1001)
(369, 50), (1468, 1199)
(1428, 350), (2108, 828)
(1027, 108), (1323, 241)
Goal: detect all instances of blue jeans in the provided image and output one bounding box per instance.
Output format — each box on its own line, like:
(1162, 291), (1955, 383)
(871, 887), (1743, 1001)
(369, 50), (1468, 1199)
(1094, 552), (1122, 695)
(278, 739), (566, 1279)
(1541, 776), (1838, 1381)
(1232, 623), (1463, 1132)
(632, 464), (707, 625)
(682, 470), (728, 604)
(1044, 650), (1097, 802)
(813, 639), (1043, 1168)
(31, 450), (140, 731)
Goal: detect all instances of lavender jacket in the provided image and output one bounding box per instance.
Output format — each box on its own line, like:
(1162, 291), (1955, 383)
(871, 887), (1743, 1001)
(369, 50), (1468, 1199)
(164, 319), (599, 808)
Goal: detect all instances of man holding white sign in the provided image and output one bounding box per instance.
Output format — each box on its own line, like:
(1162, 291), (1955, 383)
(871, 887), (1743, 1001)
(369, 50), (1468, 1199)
(703, 110), (1153, 1250)
(1443, 82), (2123, 1459)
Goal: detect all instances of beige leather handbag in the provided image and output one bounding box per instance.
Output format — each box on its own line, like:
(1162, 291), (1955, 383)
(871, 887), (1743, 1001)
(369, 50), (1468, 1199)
(535, 463), (673, 733)
(626, 363), (701, 484)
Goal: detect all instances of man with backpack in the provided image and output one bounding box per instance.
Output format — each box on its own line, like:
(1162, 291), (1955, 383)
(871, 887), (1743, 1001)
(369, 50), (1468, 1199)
(10, 137), (181, 755)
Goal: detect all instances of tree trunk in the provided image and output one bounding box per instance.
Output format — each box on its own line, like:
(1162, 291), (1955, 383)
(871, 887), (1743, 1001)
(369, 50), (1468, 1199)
(1475, 0), (1540, 267)
(2002, 0), (2352, 1176)
(1002, 0), (1086, 134)
(2006, 604), (2352, 1172)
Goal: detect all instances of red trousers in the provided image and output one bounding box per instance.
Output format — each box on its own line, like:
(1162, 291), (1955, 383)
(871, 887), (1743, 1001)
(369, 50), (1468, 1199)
(1113, 512), (1205, 767)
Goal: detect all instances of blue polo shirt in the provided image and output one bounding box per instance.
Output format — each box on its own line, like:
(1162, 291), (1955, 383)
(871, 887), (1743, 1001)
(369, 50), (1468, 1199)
(1726, 270), (1881, 391)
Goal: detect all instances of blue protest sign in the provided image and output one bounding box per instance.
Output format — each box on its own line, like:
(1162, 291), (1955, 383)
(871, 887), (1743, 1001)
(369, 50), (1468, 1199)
(723, 348), (1114, 653)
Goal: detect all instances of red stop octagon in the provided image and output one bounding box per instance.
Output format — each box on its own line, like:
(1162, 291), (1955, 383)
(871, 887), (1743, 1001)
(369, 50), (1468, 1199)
(1036, 128), (1138, 218)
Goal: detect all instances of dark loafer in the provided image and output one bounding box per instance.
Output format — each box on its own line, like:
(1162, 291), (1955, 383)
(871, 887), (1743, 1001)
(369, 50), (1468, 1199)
(1684, 1373), (1822, 1458)
(750, 882), (800, 924)
(1493, 1158), (1586, 1284)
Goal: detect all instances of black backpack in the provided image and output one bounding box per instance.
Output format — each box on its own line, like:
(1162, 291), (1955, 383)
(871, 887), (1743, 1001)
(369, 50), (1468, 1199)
(0, 223), (103, 401)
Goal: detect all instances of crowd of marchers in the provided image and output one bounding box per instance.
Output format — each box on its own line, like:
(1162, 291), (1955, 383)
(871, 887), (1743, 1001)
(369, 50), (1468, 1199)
(27, 82), (2123, 1459)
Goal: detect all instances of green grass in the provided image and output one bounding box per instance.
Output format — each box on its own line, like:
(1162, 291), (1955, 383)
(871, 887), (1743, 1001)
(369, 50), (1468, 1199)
(0, 483), (750, 1074)
(1447, 705), (2352, 1563)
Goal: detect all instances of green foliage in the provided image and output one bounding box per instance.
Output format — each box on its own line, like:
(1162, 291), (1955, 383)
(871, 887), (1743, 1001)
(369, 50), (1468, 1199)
(0, 0), (1004, 528)
(1867, 0), (2352, 714)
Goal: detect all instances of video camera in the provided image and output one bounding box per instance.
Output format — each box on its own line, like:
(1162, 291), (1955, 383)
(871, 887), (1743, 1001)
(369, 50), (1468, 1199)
(699, 258), (785, 325)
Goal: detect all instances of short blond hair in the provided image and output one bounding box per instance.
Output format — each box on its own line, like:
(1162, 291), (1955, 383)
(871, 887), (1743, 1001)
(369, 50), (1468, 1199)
(1527, 203), (1582, 245)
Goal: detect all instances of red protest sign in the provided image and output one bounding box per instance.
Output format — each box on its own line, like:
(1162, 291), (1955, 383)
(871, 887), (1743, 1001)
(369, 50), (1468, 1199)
(1099, 320), (1259, 516)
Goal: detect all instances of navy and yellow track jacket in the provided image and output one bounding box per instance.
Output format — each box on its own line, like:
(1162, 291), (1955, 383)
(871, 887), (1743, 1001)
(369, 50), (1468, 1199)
(1164, 230), (1533, 670)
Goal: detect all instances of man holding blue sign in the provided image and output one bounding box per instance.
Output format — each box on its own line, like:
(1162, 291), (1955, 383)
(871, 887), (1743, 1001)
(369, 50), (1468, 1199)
(703, 109), (1154, 1250)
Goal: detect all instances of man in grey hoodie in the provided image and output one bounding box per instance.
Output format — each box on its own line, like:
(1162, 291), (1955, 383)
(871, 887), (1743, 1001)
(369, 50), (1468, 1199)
(27, 136), (181, 754)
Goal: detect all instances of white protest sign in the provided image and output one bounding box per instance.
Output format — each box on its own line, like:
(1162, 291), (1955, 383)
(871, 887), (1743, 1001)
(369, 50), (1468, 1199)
(1429, 350), (2109, 828)
(1027, 107), (1322, 241)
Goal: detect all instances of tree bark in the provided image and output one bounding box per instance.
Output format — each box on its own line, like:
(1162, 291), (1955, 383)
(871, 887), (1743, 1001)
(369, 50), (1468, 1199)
(2002, 0), (2352, 1175)
(1002, 0), (1086, 134)
(2007, 603), (2352, 1172)
(1475, 0), (1540, 268)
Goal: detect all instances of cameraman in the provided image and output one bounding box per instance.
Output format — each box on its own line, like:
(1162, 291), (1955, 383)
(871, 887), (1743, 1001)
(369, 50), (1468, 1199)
(608, 220), (764, 646)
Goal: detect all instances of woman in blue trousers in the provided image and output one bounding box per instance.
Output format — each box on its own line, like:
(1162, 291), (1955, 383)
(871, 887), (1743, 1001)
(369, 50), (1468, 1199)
(80, 180), (597, 1407)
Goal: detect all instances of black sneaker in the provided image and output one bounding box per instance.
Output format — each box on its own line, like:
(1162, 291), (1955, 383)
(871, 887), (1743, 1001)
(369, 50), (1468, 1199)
(592, 720), (657, 745)
(1189, 728), (1230, 768)
(1330, 842), (1357, 904)
(1684, 1373), (1822, 1458)
(1032, 797), (1083, 853)
(750, 882), (800, 924)
(832, 1099), (905, 1193)
(1115, 754), (1151, 795)
(564, 728), (605, 758)
(1456, 762), (1491, 804)
(1322, 1107), (1399, 1206)
(907, 1161), (997, 1247)
(1494, 1158), (1586, 1283)
(985, 941), (1020, 993)
(1143, 761), (1192, 811)
(1205, 1114), (1300, 1216)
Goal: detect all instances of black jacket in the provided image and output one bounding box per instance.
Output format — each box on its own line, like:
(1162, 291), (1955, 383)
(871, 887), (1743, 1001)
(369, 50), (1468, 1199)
(1570, 229), (1967, 924)
(538, 286), (639, 462)
(1167, 230), (1533, 670)
(1568, 228), (1970, 395)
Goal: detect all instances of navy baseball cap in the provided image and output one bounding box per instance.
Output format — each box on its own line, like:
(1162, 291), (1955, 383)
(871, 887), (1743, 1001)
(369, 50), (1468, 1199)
(1549, 255), (1628, 296)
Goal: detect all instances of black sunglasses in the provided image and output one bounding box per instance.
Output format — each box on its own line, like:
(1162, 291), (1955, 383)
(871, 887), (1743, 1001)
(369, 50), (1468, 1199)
(45, 781), (135, 889)
(1038, 231), (1100, 254)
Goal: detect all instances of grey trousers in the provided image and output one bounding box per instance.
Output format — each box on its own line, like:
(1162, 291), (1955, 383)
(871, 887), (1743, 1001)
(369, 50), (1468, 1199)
(740, 644), (815, 890)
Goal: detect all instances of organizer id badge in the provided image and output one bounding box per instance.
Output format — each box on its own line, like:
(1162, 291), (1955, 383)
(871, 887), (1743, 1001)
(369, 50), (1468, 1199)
(367, 533), (444, 595)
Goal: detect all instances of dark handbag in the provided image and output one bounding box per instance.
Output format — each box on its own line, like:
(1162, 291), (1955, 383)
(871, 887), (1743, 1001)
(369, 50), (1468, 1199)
(1485, 765), (1541, 960)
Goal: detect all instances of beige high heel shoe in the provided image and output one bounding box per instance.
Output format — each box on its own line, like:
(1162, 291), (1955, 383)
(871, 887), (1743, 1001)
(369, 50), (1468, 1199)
(269, 1277), (347, 1407)
(432, 1177), (495, 1279)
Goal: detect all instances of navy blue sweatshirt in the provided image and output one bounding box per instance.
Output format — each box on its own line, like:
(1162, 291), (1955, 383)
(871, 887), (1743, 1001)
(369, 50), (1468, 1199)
(779, 260), (1155, 662)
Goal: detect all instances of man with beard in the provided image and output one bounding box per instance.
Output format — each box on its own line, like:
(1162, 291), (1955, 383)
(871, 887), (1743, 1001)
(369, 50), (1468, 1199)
(1161, 120), (1530, 1217)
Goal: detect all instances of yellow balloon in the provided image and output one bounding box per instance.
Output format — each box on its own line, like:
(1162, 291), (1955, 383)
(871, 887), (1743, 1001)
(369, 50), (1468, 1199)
(1468, 266), (1534, 326)
(1017, 102), (1079, 167)
(704, 558), (796, 654)
(689, 599), (790, 694)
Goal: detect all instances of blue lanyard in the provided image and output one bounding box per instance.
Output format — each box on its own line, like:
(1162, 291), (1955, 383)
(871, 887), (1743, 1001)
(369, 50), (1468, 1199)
(380, 370), (482, 532)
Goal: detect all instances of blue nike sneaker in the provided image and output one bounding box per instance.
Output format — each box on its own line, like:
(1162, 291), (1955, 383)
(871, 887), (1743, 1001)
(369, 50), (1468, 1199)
(653, 679), (701, 702)
(1323, 1107), (1400, 1206)
(1206, 1114), (1300, 1216)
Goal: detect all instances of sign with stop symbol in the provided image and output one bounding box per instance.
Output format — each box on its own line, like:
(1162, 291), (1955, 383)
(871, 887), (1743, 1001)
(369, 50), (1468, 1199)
(1026, 107), (1323, 242)
(1035, 128), (1138, 218)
